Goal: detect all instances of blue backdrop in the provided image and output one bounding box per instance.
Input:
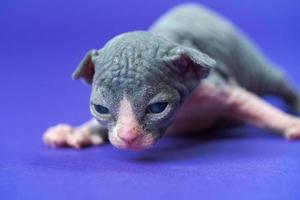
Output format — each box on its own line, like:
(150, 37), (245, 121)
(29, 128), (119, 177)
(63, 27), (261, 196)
(1, 0), (300, 199)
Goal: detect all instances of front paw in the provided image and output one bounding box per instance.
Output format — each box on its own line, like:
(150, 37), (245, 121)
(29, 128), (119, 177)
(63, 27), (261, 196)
(43, 124), (74, 147)
(43, 124), (106, 149)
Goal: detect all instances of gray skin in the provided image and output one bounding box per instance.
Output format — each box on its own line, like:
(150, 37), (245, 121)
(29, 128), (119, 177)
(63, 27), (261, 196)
(43, 4), (300, 150)
(74, 31), (215, 139)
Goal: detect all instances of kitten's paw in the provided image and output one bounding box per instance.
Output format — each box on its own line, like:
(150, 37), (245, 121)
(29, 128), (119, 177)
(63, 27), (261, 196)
(285, 123), (300, 140)
(67, 127), (106, 148)
(43, 124), (73, 147)
(43, 124), (106, 149)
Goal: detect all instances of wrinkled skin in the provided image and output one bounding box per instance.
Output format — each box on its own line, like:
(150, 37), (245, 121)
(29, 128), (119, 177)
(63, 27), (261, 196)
(43, 4), (300, 150)
(85, 32), (214, 149)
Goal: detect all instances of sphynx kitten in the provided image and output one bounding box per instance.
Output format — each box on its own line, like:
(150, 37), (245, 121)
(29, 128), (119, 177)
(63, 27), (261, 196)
(43, 4), (300, 150)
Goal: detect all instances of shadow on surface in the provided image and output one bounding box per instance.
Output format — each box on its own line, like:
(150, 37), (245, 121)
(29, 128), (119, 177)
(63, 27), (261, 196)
(114, 127), (280, 163)
(26, 126), (281, 172)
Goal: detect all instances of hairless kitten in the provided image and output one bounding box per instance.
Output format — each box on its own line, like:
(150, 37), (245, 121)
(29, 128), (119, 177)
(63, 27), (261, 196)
(43, 4), (300, 150)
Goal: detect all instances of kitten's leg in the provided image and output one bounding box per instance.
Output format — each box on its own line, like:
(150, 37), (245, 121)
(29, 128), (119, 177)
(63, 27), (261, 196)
(222, 86), (300, 139)
(43, 119), (108, 148)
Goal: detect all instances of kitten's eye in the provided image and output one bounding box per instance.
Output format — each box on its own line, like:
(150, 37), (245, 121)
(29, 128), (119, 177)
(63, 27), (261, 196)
(93, 104), (110, 114)
(147, 102), (168, 114)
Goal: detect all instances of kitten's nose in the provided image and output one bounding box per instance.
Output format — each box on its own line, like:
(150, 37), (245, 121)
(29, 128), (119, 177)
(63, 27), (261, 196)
(118, 130), (140, 144)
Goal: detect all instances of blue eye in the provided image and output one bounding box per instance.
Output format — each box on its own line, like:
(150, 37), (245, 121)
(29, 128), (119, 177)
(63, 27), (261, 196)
(94, 104), (110, 114)
(147, 102), (168, 114)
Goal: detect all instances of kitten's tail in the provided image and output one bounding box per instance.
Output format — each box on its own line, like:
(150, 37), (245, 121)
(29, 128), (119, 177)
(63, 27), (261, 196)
(289, 94), (300, 114)
(278, 81), (300, 114)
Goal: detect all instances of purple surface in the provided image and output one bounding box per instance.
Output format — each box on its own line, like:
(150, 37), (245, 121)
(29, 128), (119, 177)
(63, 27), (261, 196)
(1, 0), (300, 199)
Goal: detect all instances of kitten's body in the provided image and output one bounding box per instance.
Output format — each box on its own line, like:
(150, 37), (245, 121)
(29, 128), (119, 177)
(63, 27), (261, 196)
(151, 4), (299, 133)
(43, 4), (300, 150)
(151, 4), (296, 102)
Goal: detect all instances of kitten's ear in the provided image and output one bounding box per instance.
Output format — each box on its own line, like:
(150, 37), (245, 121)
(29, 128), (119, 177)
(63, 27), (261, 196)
(72, 49), (99, 84)
(164, 46), (216, 79)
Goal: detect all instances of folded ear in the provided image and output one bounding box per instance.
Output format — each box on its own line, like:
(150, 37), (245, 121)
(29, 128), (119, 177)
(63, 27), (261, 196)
(72, 49), (99, 84)
(163, 46), (216, 79)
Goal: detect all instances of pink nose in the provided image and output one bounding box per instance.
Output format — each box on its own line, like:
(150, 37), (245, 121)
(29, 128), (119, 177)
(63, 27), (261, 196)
(118, 131), (140, 144)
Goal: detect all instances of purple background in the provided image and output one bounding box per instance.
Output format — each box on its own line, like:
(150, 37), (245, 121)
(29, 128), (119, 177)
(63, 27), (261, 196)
(1, 0), (300, 199)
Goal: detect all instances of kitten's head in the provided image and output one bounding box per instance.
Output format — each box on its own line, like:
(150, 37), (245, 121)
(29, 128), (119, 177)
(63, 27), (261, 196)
(72, 31), (215, 150)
